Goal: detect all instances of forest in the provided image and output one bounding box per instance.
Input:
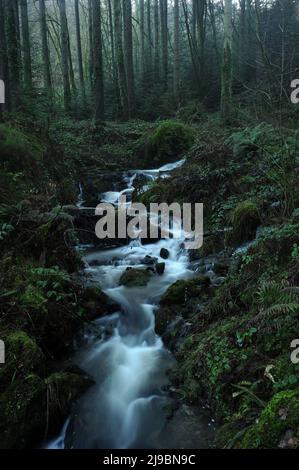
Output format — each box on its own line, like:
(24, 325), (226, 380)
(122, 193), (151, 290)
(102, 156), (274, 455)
(0, 0), (299, 452)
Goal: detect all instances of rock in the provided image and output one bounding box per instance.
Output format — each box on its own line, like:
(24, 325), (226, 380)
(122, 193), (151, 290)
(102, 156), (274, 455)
(81, 286), (119, 320)
(214, 258), (230, 276)
(141, 255), (158, 266)
(156, 262), (166, 275)
(160, 276), (211, 306)
(119, 268), (152, 287)
(160, 248), (170, 259)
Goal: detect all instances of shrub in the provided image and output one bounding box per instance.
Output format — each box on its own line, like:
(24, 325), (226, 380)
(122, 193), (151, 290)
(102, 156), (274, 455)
(227, 200), (260, 245)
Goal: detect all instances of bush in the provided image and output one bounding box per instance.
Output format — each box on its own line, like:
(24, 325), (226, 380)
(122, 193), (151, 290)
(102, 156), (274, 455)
(227, 200), (260, 245)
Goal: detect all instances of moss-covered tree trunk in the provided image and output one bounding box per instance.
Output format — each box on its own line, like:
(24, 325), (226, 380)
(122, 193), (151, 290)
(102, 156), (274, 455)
(160, 0), (168, 90)
(123, 0), (135, 117)
(6, 0), (21, 110)
(57, 0), (71, 111)
(39, 0), (52, 92)
(221, 0), (233, 124)
(92, 0), (105, 122)
(0, 0), (9, 116)
(154, 0), (160, 81)
(114, 0), (129, 120)
(173, 0), (180, 106)
(74, 0), (85, 105)
(20, 0), (32, 90)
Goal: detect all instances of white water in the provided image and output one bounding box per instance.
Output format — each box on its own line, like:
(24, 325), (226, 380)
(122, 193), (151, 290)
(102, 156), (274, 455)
(48, 159), (193, 449)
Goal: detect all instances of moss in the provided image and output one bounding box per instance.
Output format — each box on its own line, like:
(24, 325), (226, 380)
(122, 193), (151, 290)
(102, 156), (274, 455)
(0, 331), (45, 391)
(140, 120), (194, 166)
(160, 276), (211, 306)
(0, 374), (46, 449)
(119, 268), (153, 287)
(227, 200), (260, 245)
(241, 389), (299, 449)
(45, 372), (93, 430)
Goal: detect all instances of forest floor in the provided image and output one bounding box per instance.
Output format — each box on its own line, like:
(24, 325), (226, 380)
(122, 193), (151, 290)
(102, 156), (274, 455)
(0, 107), (299, 449)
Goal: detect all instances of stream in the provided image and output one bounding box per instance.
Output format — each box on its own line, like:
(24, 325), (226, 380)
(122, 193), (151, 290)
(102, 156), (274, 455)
(47, 159), (214, 450)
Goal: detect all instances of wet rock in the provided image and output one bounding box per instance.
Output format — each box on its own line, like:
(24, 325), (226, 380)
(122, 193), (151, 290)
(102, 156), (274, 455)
(156, 262), (166, 275)
(141, 255), (158, 266)
(81, 286), (119, 321)
(213, 258), (231, 276)
(119, 268), (152, 287)
(160, 276), (211, 306)
(160, 248), (170, 259)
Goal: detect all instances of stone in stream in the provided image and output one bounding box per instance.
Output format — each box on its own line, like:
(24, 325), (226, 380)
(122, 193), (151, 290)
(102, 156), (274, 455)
(160, 248), (170, 260)
(156, 262), (166, 275)
(141, 255), (158, 266)
(119, 268), (153, 287)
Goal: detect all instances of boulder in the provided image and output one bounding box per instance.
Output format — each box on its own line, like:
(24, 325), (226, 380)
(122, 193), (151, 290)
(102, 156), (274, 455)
(156, 262), (166, 275)
(119, 268), (152, 287)
(160, 248), (170, 260)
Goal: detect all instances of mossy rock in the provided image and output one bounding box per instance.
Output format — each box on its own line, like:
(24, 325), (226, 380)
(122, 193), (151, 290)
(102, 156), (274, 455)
(160, 276), (211, 306)
(0, 374), (47, 449)
(140, 121), (194, 167)
(119, 268), (153, 288)
(45, 372), (94, 432)
(0, 331), (45, 391)
(241, 389), (299, 449)
(226, 200), (260, 245)
(80, 286), (119, 320)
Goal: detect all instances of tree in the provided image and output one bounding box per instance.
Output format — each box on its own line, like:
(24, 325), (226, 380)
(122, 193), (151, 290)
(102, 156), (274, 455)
(0, 0), (9, 115)
(57, 0), (71, 111)
(20, 0), (32, 90)
(160, 0), (168, 90)
(123, 0), (135, 116)
(221, 0), (233, 123)
(92, 0), (105, 121)
(39, 0), (52, 91)
(173, 0), (180, 106)
(6, 0), (21, 110)
(74, 0), (85, 104)
(114, 0), (128, 119)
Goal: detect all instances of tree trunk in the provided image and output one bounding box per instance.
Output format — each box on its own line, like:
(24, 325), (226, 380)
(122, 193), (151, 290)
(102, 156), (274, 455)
(154, 0), (159, 80)
(114, 0), (129, 119)
(6, 0), (21, 110)
(92, 0), (105, 121)
(88, 0), (94, 91)
(139, 0), (146, 80)
(0, 0), (9, 115)
(160, 0), (168, 90)
(221, 0), (233, 123)
(39, 0), (52, 90)
(123, 0), (134, 116)
(20, 0), (32, 90)
(57, 0), (71, 111)
(173, 0), (180, 105)
(74, 0), (85, 104)
(146, 0), (153, 74)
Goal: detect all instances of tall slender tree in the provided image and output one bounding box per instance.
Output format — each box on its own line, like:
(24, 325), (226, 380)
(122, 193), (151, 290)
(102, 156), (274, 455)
(154, 0), (160, 80)
(221, 0), (233, 123)
(114, 0), (128, 119)
(20, 0), (32, 90)
(123, 0), (135, 116)
(92, 0), (105, 121)
(74, 0), (85, 104)
(173, 0), (180, 105)
(39, 0), (52, 91)
(57, 0), (71, 111)
(6, 0), (21, 110)
(160, 0), (168, 90)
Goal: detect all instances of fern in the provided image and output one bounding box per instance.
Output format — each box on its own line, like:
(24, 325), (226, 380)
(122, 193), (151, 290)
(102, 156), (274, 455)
(254, 281), (299, 321)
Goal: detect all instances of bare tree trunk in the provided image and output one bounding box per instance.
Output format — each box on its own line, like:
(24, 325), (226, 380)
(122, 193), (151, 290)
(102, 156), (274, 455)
(146, 0), (153, 74)
(173, 0), (180, 106)
(92, 0), (105, 121)
(221, 0), (233, 123)
(114, 0), (129, 119)
(160, 0), (168, 90)
(154, 0), (159, 80)
(0, 0), (10, 115)
(39, 0), (52, 90)
(20, 0), (32, 90)
(123, 0), (135, 116)
(74, 0), (85, 104)
(139, 0), (146, 80)
(88, 0), (94, 91)
(6, 0), (21, 110)
(57, 0), (71, 111)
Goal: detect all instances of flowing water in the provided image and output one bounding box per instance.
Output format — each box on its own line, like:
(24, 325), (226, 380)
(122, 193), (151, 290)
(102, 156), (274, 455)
(47, 159), (208, 450)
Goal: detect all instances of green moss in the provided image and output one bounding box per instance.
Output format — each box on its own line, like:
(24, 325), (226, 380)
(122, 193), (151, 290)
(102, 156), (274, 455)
(241, 390), (299, 449)
(141, 121), (194, 166)
(0, 332), (45, 390)
(0, 374), (46, 449)
(119, 269), (153, 287)
(227, 200), (260, 245)
(160, 276), (211, 306)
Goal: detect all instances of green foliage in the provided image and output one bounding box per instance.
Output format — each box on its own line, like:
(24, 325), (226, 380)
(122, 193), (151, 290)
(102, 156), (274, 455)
(256, 282), (299, 318)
